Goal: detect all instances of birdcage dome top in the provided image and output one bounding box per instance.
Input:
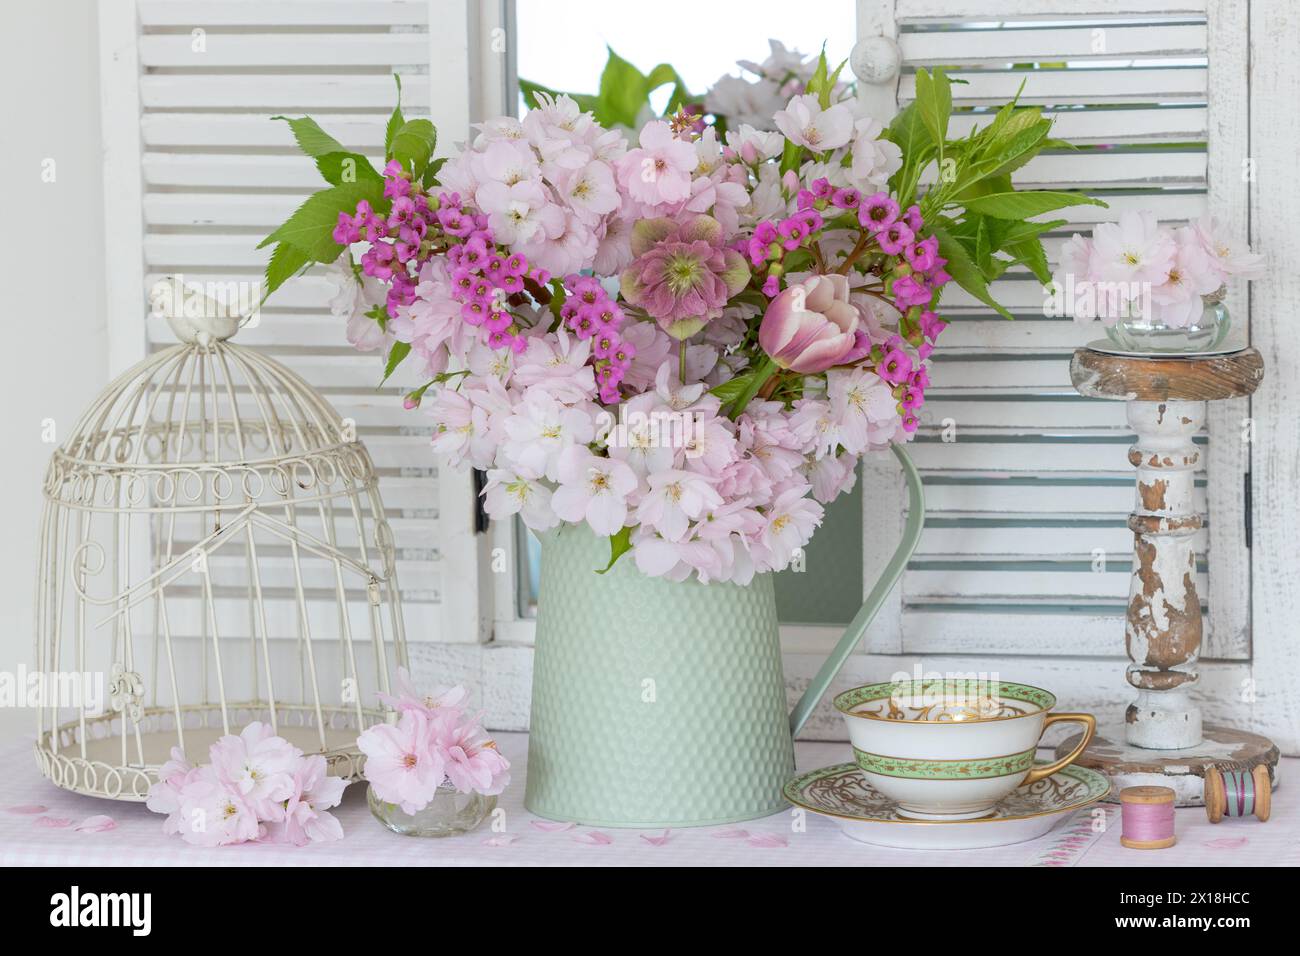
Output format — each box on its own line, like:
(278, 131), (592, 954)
(45, 317), (378, 514)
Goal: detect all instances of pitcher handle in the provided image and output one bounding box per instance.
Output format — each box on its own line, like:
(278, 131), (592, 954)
(788, 444), (926, 738)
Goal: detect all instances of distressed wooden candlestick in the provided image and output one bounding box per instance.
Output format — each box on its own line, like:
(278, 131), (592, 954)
(1056, 347), (1278, 806)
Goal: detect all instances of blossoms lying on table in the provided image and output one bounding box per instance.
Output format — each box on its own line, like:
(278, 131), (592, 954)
(265, 47), (1101, 583)
(145, 722), (345, 847)
(357, 669), (510, 815)
(1052, 211), (1264, 326)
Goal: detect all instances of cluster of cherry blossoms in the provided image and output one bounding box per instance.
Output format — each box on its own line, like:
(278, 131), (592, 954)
(145, 722), (346, 847)
(1053, 210), (1264, 327)
(318, 57), (952, 585)
(357, 669), (510, 814)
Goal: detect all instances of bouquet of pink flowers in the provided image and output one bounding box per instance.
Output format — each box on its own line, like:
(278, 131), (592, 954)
(1052, 210), (1264, 325)
(264, 46), (1103, 582)
(356, 669), (510, 814)
(145, 722), (346, 847)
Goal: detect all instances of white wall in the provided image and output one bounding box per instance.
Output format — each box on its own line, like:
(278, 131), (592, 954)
(0, 0), (108, 737)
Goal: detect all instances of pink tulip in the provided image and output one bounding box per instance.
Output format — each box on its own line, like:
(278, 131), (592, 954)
(758, 274), (860, 374)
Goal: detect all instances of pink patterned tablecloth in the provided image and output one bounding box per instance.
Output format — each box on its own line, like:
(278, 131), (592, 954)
(1, 734), (1295, 867)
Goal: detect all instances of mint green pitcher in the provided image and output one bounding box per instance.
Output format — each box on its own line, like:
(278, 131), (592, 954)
(523, 446), (926, 828)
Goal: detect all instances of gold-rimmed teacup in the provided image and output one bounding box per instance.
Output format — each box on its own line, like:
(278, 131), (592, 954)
(834, 678), (1096, 820)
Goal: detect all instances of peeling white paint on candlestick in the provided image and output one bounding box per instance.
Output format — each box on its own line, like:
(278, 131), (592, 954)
(1124, 400), (1205, 750)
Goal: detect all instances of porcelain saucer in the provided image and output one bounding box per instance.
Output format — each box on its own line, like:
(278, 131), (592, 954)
(783, 762), (1110, 850)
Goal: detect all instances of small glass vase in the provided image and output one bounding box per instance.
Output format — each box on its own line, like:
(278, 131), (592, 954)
(367, 783), (496, 837)
(1105, 286), (1230, 353)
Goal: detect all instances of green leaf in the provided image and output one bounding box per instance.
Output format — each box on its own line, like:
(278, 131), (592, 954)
(263, 242), (310, 299)
(779, 138), (804, 175)
(996, 217), (1067, 246)
(961, 190), (1107, 220)
(385, 75), (405, 161)
(421, 156), (447, 190)
(1008, 237), (1053, 285)
(314, 151), (383, 187)
(519, 78), (602, 116)
(708, 371), (757, 405)
(931, 223), (1014, 320)
(272, 116), (345, 158)
(597, 46), (650, 127)
(914, 68), (952, 153)
(389, 118), (437, 179)
(645, 62), (693, 113)
(380, 341), (411, 386)
(595, 526), (633, 574)
(805, 48), (831, 108)
(258, 180), (386, 262)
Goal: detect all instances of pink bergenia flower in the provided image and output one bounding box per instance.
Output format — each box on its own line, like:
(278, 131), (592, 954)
(773, 94), (854, 152)
(617, 121), (697, 206)
(619, 215), (750, 340)
(758, 274), (861, 374)
(551, 447), (639, 536)
(357, 709), (448, 816)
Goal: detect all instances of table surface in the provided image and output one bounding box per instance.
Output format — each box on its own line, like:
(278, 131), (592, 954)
(2, 734), (1296, 866)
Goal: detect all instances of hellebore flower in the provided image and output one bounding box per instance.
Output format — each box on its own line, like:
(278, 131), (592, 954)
(619, 214), (750, 340)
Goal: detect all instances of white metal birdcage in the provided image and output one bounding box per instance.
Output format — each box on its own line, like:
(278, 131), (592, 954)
(34, 310), (407, 800)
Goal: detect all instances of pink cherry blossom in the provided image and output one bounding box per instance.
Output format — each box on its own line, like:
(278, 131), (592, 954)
(208, 721), (301, 820)
(617, 121), (697, 206)
(773, 94), (854, 152)
(551, 447), (638, 536)
(356, 709), (447, 816)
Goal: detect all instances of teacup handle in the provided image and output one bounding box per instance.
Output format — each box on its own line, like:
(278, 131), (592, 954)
(1022, 713), (1097, 785)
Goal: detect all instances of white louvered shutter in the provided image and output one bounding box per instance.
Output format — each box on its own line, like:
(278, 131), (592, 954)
(101, 0), (509, 645)
(854, 0), (1252, 711)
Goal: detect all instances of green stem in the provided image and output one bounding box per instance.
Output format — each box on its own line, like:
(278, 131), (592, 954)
(727, 356), (778, 420)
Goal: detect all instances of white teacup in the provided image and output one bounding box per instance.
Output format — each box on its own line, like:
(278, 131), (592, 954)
(834, 679), (1096, 820)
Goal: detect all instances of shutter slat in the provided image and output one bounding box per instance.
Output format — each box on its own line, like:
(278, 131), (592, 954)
(922, 481), (1207, 515)
(900, 67), (1207, 105)
(900, 23), (1205, 65)
(139, 1), (432, 27)
(141, 73), (429, 109)
(139, 34), (428, 67)
(918, 524), (1206, 555)
(906, 567), (1208, 600)
(143, 112), (393, 148)
(948, 107), (1207, 145)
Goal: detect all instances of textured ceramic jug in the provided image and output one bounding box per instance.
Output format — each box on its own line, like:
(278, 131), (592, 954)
(524, 445), (925, 828)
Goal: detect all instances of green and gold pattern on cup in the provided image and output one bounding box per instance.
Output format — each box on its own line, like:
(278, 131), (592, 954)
(852, 747), (1036, 780)
(834, 678), (1096, 821)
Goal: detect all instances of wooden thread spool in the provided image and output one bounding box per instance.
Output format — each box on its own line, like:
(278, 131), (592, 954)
(1120, 786), (1176, 849)
(1204, 765), (1271, 823)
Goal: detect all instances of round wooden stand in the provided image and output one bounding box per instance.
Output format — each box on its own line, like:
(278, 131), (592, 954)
(1059, 346), (1278, 806)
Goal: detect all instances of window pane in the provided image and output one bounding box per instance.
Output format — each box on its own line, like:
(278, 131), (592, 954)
(515, 0), (856, 109)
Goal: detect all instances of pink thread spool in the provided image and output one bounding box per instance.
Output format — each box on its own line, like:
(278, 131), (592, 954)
(1120, 786), (1176, 850)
